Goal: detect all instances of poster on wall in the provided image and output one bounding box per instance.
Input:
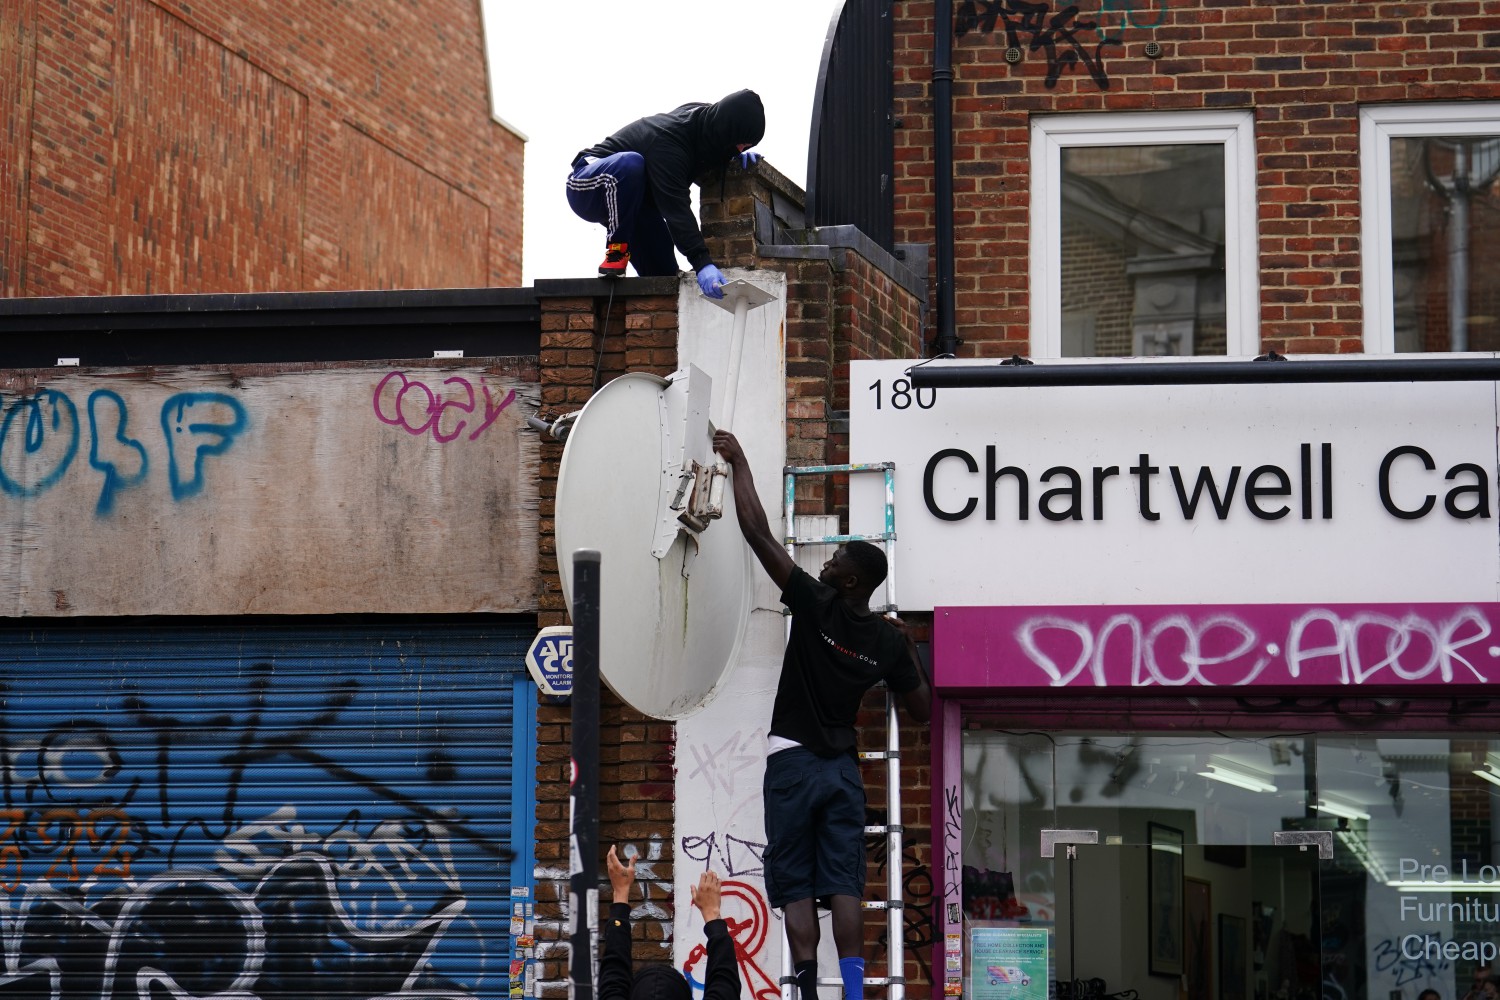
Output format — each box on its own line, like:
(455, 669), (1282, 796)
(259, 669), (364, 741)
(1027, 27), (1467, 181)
(969, 926), (1048, 1000)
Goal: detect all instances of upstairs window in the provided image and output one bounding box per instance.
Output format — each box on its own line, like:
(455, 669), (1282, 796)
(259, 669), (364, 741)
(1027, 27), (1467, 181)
(1031, 111), (1259, 358)
(1361, 104), (1500, 353)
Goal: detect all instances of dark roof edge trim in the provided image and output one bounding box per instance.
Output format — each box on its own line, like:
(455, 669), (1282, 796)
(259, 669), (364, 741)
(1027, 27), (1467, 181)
(0, 285), (543, 318)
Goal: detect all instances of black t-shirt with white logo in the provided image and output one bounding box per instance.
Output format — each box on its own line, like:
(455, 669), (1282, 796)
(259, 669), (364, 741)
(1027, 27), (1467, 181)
(770, 566), (923, 758)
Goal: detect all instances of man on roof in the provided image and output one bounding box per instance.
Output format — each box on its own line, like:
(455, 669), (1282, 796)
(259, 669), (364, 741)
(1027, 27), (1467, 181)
(566, 90), (765, 299)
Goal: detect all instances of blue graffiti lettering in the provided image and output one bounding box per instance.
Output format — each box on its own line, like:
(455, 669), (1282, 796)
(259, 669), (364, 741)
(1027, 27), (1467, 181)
(161, 393), (249, 501)
(87, 390), (150, 516)
(0, 390), (80, 498)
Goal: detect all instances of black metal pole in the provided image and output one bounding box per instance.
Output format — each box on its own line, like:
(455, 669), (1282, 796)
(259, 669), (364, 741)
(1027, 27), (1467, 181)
(908, 356), (1500, 389)
(569, 549), (601, 1000)
(933, 0), (958, 358)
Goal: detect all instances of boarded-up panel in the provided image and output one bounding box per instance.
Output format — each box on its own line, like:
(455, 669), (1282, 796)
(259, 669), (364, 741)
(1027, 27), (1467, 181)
(0, 623), (526, 1000)
(340, 127), (488, 289)
(110, 0), (305, 293)
(0, 359), (539, 616)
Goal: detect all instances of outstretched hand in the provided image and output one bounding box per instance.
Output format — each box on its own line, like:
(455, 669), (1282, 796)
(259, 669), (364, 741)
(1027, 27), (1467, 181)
(691, 869), (723, 922)
(712, 429), (745, 467)
(607, 844), (636, 904)
(697, 264), (727, 299)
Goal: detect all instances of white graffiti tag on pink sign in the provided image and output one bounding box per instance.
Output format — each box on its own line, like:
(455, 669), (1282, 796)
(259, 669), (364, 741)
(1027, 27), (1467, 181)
(373, 372), (516, 443)
(936, 604), (1500, 689)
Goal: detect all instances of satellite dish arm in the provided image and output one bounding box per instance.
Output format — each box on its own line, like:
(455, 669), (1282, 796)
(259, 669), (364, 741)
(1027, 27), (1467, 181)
(713, 430), (794, 589)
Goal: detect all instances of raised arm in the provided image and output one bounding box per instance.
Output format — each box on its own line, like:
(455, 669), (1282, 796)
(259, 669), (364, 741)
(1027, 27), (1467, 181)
(713, 430), (795, 590)
(598, 845), (636, 1000)
(692, 870), (742, 1000)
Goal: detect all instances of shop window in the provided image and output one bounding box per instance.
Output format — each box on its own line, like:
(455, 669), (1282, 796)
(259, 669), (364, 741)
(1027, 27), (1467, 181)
(957, 725), (1500, 1000)
(1360, 104), (1500, 353)
(1031, 111), (1259, 359)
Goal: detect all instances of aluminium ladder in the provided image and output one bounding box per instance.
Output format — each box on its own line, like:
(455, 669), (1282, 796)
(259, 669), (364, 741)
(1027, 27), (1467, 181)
(778, 460), (906, 1000)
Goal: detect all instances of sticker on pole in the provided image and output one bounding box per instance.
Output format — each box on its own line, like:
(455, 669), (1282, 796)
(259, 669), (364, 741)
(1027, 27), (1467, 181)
(526, 626), (574, 697)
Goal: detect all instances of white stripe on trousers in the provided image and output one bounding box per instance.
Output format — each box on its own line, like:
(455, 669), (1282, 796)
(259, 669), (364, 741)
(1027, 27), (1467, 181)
(566, 171), (621, 238)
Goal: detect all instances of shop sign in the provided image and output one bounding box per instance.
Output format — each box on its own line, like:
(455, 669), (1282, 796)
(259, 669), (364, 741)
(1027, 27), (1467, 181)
(851, 359), (1500, 610)
(935, 601), (1500, 689)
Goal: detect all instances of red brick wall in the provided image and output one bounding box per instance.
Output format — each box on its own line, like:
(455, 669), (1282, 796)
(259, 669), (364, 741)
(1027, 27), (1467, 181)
(2, 0), (522, 296)
(893, 0), (1500, 356)
(532, 289), (682, 995)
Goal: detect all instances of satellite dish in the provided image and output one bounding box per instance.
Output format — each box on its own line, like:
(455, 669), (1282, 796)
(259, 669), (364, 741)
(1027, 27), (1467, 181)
(555, 370), (753, 720)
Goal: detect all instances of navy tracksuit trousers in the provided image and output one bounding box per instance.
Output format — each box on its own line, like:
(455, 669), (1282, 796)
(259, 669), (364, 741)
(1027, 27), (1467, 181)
(564, 151), (678, 277)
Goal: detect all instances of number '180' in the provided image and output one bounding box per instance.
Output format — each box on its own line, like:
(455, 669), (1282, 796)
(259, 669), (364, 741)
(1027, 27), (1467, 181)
(868, 378), (936, 410)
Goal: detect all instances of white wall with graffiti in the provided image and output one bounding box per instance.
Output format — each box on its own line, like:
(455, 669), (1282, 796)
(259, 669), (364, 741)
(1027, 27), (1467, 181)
(0, 360), (539, 616)
(670, 274), (804, 999)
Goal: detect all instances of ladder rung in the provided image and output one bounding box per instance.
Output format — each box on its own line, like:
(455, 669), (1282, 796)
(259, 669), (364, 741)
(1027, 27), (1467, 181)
(862, 823), (905, 836)
(784, 462), (894, 476)
(784, 532), (895, 546)
(858, 750), (899, 761)
(810, 977), (905, 987)
(859, 899), (904, 910)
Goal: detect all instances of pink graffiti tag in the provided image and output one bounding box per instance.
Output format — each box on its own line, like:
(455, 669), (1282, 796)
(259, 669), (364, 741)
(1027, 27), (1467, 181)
(372, 371), (516, 443)
(683, 879), (779, 1000)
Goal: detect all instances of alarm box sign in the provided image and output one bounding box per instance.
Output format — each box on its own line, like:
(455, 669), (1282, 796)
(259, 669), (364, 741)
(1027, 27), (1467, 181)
(849, 358), (1500, 611)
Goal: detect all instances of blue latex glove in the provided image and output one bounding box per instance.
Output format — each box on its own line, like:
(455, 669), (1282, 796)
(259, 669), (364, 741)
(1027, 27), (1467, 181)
(697, 264), (727, 299)
(737, 150), (761, 170)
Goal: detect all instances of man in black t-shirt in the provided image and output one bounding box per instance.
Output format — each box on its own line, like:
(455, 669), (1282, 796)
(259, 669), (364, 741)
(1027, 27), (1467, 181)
(713, 431), (931, 1000)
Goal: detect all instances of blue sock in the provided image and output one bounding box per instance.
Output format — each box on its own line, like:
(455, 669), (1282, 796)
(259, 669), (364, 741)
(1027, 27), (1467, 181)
(839, 956), (865, 1000)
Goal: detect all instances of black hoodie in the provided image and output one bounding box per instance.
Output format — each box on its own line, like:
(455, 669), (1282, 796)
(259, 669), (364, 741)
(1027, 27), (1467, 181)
(578, 89), (766, 272)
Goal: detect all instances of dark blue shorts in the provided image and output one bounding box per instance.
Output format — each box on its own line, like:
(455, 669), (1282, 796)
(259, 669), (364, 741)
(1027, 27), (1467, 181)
(762, 747), (866, 909)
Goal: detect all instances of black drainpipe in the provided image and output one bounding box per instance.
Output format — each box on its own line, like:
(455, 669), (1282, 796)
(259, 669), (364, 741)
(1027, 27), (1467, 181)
(933, 0), (959, 357)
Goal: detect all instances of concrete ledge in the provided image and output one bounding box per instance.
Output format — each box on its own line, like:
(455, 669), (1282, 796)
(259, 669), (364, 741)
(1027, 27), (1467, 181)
(759, 224), (927, 302)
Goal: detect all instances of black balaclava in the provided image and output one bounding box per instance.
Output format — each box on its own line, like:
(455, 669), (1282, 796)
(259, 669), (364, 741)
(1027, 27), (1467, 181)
(630, 964), (691, 1000)
(699, 89), (766, 161)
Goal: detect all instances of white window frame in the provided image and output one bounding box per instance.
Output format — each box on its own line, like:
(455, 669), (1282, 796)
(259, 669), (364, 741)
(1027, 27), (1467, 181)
(1359, 103), (1500, 353)
(1030, 111), (1260, 358)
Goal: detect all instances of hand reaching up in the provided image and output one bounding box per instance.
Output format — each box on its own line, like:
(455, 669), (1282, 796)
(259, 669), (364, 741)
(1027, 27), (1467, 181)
(607, 845), (636, 904)
(690, 869), (723, 922)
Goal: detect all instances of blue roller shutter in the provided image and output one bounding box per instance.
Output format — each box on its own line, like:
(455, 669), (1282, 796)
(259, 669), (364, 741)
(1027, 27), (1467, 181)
(0, 623), (530, 1000)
